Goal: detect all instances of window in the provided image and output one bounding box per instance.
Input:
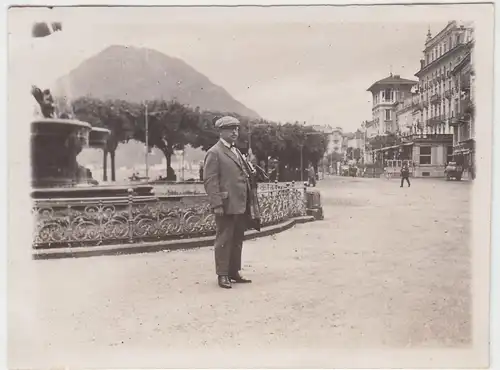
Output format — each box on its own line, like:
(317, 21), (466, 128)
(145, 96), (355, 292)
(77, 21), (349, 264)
(385, 109), (392, 121)
(420, 146), (432, 164)
(444, 42), (447, 52)
(447, 146), (454, 163)
(449, 36), (453, 48)
(383, 89), (393, 102)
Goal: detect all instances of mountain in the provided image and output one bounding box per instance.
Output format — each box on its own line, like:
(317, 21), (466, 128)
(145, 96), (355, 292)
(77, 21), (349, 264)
(54, 45), (260, 118)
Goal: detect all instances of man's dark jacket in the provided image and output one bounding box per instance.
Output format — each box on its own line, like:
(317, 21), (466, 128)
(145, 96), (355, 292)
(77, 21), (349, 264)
(203, 140), (261, 231)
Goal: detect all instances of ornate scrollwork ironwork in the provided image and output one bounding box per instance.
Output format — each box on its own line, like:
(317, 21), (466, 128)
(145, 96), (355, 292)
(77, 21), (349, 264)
(32, 183), (306, 249)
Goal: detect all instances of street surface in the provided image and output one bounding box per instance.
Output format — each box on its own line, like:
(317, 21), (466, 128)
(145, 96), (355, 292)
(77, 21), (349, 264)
(11, 176), (472, 367)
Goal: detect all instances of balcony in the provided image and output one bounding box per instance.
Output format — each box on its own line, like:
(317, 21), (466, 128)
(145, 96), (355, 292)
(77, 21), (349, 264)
(449, 116), (464, 127)
(413, 102), (424, 112)
(426, 115), (445, 127)
(454, 98), (472, 117)
(430, 93), (442, 105)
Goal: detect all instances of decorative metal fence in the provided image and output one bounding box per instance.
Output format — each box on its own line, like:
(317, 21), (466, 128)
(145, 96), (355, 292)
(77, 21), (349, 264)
(32, 182), (307, 249)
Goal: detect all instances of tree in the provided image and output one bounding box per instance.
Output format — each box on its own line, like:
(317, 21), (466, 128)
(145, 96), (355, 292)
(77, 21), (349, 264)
(71, 97), (137, 181)
(302, 127), (329, 174)
(189, 110), (232, 152)
(68, 96), (330, 182)
(136, 100), (200, 179)
(246, 120), (286, 170)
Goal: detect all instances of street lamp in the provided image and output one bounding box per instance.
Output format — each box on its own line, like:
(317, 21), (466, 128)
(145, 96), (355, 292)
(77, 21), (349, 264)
(144, 103), (149, 181)
(300, 142), (304, 183)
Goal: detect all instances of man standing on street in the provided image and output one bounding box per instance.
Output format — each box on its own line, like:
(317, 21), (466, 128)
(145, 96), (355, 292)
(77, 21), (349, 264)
(400, 163), (411, 188)
(307, 165), (316, 187)
(203, 116), (260, 289)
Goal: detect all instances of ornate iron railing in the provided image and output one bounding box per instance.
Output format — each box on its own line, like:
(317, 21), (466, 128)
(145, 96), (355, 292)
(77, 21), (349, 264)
(32, 182), (307, 249)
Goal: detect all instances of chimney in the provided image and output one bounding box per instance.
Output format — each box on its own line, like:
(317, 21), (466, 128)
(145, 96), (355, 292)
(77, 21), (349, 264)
(394, 75), (401, 79)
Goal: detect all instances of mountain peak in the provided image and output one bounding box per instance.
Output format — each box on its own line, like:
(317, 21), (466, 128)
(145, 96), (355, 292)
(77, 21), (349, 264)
(54, 44), (260, 118)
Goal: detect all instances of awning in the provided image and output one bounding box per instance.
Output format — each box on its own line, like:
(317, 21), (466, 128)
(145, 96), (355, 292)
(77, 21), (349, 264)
(381, 145), (399, 151)
(454, 149), (471, 155)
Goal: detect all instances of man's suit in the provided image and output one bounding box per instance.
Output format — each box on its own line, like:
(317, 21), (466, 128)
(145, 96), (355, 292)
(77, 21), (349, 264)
(203, 139), (252, 276)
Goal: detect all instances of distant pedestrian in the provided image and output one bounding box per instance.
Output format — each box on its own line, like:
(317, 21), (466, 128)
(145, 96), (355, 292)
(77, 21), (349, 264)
(308, 165), (316, 187)
(400, 164), (411, 188)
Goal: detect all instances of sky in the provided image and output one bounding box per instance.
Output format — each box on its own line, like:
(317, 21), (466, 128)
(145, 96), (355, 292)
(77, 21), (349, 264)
(8, 5), (480, 132)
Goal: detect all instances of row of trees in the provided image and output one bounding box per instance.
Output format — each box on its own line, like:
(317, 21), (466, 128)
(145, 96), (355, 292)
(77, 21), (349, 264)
(70, 97), (329, 181)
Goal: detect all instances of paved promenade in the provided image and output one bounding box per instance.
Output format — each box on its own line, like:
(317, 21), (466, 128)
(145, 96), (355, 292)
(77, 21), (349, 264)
(10, 176), (472, 368)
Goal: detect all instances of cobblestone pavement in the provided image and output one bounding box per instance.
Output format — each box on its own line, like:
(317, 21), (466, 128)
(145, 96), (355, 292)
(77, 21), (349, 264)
(10, 176), (472, 367)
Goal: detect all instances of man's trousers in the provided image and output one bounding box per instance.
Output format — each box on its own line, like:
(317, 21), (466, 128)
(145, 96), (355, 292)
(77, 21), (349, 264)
(401, 176), (411, 187)
(214, 213), (247, 276)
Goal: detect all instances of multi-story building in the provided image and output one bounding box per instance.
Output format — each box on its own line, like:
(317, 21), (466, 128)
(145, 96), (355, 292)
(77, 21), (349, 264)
(395, 85), (422, 137)
(365, 74), (418, 138)
(410, 20), (473, 177)
(361, 21), (474, 177)
(330, 127), (344, 155)
(449, 37), (475, 178)
(364, 74), (417, 164)
(414, 21), (474, 135)
(347, 131), (364, 150)
(342, 130), (363, 162)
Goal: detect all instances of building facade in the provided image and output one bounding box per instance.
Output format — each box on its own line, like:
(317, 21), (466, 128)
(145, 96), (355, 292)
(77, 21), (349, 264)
(364, 74), (417, 165)
(411, 21), (473, 177)
(366, 74), (418, 137)
(360, 20), (474, 178)
(330, 127), (344, 155)
(395, 90), (419, 137)
(414, 21), (474, 136)
(449, 38), (475, 178)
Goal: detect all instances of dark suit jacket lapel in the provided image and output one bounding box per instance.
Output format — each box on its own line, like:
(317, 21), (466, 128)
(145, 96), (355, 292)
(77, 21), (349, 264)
(218, 140), (244, 170)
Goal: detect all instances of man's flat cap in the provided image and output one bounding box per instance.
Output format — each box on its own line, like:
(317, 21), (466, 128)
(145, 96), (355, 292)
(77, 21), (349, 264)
(215, 116), (240, 129)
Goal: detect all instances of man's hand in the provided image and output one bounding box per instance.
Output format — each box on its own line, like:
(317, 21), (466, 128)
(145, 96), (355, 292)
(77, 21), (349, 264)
(213, 206), (224, 216)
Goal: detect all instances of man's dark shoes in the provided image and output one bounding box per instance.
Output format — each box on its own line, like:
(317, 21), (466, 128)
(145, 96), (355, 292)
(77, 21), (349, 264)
(218, 275), (232, 289)
(230, 273), (252, 283)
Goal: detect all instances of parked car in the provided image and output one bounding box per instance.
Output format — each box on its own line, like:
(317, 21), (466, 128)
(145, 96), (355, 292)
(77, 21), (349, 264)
(445, 162), (464, 181)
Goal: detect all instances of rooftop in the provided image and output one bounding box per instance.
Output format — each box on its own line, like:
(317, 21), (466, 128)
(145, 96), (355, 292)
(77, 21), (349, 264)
(366, 74), (418, 92)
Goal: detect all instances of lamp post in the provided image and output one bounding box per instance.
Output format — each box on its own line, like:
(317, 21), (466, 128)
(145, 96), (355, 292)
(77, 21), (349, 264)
(182, 149), (185, 181)
(144, 103), (149, 181)
(300, 142), (304, 183)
